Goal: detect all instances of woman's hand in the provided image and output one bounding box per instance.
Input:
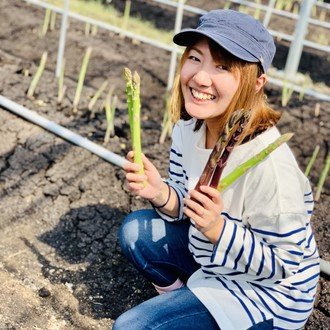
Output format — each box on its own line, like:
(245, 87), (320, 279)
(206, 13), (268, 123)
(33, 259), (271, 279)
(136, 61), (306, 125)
(123, 151), (167, 203)
(183, 185), (225, 244)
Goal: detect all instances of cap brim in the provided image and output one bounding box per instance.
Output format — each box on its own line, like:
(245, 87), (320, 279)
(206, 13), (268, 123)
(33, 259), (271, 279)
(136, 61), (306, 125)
(173, 29), (260, 65)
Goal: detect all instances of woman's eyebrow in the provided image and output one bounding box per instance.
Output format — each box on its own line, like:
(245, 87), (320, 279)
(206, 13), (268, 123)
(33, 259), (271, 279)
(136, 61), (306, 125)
(190, 46), (203, 55)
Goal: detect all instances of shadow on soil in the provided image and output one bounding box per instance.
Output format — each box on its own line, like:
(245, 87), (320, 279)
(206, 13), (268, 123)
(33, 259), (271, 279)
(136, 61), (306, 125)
(22, 205), (154, 319)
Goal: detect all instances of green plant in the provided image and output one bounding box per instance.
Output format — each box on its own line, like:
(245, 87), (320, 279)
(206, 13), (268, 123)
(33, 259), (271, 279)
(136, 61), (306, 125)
(218, 133), (294, 192)
(122, 0), (131, 32)
(85, 22), (91, 35)
(315, 152), (330, 201)
(299, 75), (311, 101)
(73, 47), (92, 112)
(104, 94), (117, 144)
(254, 0), (261, 19)
(40, 8), (51, 37)
(281, 80), (294, 106)
(124, 68), (144, 176)
(89, 80), (109, 118)
(315, 152), (330, 200)
(159, 92), (172, 144)
(305, 145), (320, 176)
(223, 1), (231, 9)
(316, 33), (328, 46)
(50, 10), (56, 30)
(91, 24), (98, 36)
(27, 51), (48, 98)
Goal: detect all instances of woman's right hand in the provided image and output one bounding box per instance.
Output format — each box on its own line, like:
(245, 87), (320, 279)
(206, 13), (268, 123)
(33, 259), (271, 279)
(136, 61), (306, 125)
(123, 151), (168, 203)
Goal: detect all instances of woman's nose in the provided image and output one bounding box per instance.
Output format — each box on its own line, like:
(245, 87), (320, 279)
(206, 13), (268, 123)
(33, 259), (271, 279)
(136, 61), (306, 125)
(192, 70), (212, 86)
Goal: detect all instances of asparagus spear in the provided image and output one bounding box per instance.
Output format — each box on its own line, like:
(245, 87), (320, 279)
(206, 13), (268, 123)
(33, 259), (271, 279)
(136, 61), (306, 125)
(315, 152), (330, 201)
(124, 68), (144, 175)
(217, 133), (294, 192)
(304, 145), (320, 177)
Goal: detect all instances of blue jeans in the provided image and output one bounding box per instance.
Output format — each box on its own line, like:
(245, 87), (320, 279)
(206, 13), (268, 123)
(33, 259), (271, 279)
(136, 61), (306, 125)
(114, 209), (273, 330)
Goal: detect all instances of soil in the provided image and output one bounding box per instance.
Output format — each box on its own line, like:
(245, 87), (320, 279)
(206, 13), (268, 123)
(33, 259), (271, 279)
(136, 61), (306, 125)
(0, 1), (329, 329)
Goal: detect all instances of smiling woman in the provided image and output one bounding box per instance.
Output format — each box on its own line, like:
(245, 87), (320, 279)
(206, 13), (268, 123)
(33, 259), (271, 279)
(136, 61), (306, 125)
(116, 8), (319, 330)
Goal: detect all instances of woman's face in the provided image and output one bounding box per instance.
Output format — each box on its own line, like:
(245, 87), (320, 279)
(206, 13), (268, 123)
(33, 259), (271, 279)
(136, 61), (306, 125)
(180, 38), (240, 123)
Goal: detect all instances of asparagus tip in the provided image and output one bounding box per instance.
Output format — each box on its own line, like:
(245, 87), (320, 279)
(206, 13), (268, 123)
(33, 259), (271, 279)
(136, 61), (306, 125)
(124, 67), (132, 83)
(133, 71), (140, 87)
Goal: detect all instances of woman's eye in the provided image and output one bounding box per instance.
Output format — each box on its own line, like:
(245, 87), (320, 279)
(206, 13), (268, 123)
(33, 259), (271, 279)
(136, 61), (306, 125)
(217, 65), (228, 71)
(188, 55), (200, 62)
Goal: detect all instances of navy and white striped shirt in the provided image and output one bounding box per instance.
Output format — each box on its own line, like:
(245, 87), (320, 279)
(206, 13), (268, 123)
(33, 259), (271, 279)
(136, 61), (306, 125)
(155, 119), (319, 330)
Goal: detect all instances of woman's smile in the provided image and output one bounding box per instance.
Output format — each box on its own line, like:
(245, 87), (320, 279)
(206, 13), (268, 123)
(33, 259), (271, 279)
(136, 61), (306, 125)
(190, 88), (216, 101)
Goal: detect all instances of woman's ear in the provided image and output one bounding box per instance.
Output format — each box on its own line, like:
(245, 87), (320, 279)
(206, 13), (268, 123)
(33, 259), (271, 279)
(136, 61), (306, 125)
(255, 74), (267, 92)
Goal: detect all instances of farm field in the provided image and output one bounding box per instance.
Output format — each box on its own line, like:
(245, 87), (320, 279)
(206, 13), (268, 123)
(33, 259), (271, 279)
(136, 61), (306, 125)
(0, 0), (329, 329)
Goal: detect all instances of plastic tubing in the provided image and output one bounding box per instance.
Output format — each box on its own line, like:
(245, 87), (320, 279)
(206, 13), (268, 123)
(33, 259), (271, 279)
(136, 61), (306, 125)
(0, 95), (127, 169)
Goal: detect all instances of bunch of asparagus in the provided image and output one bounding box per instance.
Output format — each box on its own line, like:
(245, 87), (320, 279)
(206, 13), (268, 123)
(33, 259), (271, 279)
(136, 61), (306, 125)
(195, 110), (293, 192)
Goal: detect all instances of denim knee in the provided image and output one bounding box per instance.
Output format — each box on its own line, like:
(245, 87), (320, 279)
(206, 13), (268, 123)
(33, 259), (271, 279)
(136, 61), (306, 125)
(118, 209), (156, 258)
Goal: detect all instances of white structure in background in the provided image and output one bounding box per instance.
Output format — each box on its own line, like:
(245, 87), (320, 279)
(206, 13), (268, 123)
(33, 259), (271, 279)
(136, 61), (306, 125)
(21, 0), (330, 101)
(55, 0), (69, 77)
(285, 0), (316, 80)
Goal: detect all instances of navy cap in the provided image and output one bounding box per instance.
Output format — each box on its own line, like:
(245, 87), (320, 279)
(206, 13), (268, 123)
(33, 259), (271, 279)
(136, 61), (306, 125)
(173, 9), (276, 72)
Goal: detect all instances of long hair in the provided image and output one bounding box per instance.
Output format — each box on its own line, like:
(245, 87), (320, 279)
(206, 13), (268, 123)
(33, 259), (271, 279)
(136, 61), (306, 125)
(169, 38), (281, 144)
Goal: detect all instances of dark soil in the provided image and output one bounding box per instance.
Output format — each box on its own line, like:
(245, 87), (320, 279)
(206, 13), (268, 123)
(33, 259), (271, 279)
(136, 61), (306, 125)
(0, 1), (329, 329)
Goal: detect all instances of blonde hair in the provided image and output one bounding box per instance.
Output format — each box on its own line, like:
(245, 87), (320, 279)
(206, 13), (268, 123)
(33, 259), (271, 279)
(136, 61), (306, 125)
(169, 39), (281, 143)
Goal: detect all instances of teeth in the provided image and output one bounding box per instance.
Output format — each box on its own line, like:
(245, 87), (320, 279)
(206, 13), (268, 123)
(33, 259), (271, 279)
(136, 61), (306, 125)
(191, 89), (215, 100)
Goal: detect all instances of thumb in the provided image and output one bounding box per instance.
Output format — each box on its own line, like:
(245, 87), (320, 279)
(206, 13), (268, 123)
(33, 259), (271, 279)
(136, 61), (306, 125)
(142, 153), (157, 172)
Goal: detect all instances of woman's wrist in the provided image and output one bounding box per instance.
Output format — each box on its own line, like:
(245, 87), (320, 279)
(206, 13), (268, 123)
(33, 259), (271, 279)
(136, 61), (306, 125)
(201, 216), (225, 245)
(150, 182), (171, 208)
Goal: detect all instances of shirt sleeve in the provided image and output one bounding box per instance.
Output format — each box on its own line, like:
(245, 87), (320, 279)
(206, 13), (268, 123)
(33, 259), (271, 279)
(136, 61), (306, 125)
(209, 212), (307, 282)
(153, 122), (188, 222)
(207, 150), (311, 283)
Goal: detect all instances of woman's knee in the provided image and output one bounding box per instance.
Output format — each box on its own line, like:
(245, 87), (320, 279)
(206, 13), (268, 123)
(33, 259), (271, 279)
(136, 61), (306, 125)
(118, 209), (158, 255)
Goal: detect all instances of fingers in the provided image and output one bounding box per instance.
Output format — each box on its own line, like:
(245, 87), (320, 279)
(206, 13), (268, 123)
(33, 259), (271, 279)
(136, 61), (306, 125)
(189, 189), (216, 210)
(183, 196), (204, 216)
(124, 152), (156, 173)
(199, 185), (223, 205)
(127, 181), (145, 191)
(126, 172), (147, 182)
(123, 161), (140, 173)
(183, 206), (205, 226)
(141, 153), (157, 172)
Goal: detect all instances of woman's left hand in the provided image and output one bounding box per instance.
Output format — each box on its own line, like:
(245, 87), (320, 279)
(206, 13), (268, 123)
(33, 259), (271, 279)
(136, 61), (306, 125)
(183, 185), (225, 244)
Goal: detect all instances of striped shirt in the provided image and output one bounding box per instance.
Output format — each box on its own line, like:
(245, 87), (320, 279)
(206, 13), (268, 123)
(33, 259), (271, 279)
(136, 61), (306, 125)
(154, 119), (319, 330)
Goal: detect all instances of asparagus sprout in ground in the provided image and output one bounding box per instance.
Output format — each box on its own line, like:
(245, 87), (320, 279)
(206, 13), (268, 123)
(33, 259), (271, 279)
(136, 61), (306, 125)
(159, 92), (172, 144)
(73, 47), (92, 112)
(305, 145), (320, 177)
(27, 51), (48, 98)
(100, 85), (115, 112)
(124, 68), (144, 175)
(40, 8), (51, 38)
(122, 0), (131, 32)
(85, 22), (91, 36)
(50, 10), (56, 31)
(89, 80), (109, 117)
(315, 152), (330, 201)
(217, 133), (294, 192)
(91, 24), (98, 36)
(281, 80), (294, 106)
(104, 94), (118, 145)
